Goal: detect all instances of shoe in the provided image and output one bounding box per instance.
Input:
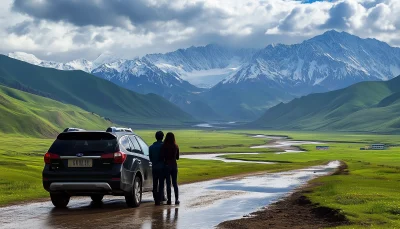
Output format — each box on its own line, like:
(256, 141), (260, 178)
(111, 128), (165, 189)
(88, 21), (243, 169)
(155, 202), (162, 206)
(175, 200), (180, 205)
(167, 200), (172, 205)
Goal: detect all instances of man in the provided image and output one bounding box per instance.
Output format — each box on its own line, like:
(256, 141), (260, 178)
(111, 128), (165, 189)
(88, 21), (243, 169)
(149, 131), (165, 205)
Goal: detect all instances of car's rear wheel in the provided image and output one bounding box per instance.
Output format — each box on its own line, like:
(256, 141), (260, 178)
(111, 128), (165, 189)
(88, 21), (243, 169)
(125, 176), (142, 208)
(50, 193), (70, 208)
(90, 194), (104, 202)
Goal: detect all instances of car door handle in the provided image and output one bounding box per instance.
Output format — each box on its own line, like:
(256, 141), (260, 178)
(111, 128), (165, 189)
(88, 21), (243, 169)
(149, 162), (152, 166)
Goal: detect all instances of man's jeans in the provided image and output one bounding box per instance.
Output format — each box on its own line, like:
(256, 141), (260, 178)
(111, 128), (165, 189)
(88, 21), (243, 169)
(152, 167), (164, 203)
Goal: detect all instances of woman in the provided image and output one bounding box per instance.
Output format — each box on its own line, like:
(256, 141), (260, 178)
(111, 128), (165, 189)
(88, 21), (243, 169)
(160, 132), (180, 205)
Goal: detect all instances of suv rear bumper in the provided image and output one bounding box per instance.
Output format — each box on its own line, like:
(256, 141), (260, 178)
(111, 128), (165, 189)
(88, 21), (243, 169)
(43, 180), (123, 195)
(50, 182), (112, 191)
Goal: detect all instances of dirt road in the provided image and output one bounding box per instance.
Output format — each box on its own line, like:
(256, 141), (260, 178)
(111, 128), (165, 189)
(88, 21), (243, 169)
(0, 161), (339, 229)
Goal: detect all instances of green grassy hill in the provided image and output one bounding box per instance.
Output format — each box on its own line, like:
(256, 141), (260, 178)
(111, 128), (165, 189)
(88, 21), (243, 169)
(0, 55), (195, 126)
(0, 84), (111, 137)
(252, 76), (400, 133)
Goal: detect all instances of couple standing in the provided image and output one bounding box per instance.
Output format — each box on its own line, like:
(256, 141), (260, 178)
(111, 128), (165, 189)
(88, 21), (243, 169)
(149, 131), (180, 206)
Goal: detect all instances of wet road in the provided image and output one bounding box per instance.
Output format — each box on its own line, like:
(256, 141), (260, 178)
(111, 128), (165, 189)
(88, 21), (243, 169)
(0, 161), (340, 229)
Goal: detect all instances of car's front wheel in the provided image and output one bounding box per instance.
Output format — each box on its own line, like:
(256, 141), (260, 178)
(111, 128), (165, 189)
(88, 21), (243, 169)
(50, 193), (70, 208)
(90, 194), (104, 202)
(125, 175), (142, 208)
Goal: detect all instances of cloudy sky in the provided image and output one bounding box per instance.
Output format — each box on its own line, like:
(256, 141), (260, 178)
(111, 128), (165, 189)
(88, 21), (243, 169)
(0, 0), (399, 61)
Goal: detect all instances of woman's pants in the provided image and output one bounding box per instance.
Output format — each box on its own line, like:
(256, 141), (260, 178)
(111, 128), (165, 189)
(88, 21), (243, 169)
(165, 166), (178, 201)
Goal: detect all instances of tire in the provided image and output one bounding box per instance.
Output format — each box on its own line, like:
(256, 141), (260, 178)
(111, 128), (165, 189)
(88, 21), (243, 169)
(90, 195), (104, 202)
(125, 175), (142, 208)
(50, 193), (70, 208)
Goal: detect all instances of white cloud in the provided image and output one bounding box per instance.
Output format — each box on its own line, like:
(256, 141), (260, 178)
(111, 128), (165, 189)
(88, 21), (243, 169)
(0, 0), (400, 61)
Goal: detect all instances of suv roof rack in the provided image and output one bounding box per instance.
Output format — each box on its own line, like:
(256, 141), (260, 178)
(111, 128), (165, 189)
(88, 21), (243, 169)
(106, 127), (133, 133)
(63, 128), (86, 132)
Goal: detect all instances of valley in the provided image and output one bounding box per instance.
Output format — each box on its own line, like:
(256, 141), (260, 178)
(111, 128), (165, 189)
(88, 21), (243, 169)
(9, 30), (400, 122)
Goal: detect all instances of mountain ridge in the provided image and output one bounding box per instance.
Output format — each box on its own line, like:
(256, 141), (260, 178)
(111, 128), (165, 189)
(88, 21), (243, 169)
(251, 76), (400, 132)
(0, 55), (196, 127)
(8, 30), (400, 121)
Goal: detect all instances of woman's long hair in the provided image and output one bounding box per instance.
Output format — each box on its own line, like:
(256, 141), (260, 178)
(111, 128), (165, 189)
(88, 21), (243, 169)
(163, 132), (177, 148)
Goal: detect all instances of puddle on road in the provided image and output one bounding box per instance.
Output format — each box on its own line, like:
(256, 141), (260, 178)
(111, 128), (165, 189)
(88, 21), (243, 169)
(0, 161), (340, 229)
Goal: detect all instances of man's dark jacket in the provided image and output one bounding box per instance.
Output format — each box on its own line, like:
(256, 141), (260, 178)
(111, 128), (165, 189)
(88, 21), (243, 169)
(149, 141), (164, 170)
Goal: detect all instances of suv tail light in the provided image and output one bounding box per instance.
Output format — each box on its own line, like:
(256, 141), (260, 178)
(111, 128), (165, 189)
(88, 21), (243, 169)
(101, 151), (127, 164)
(44, 152), (60, 164)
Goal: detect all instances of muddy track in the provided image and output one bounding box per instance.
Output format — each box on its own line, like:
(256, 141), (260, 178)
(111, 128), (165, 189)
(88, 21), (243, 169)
(218, 163), (350, 229)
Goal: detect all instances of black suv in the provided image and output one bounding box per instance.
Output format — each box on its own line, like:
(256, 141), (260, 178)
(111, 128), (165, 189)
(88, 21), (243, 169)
(43, 127), (154, 208)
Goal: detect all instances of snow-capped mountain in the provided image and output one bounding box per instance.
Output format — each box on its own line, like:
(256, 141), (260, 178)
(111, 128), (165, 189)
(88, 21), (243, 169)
(8, 52), (42, 65)
(145, 44), (255, 88)
(7, 30), (400, 121)
(90, 57), (221, 120)
(92, 58), (192, 92)
(223, 30), (400, 92)
(7, 52), (119, 73)
(206, 30), (400, 120)
(41, 59), (94, 72)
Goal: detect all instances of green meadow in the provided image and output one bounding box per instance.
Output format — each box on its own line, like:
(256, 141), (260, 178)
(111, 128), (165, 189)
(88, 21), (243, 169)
(0, 130), (276, 206)
(1, 129), (400, 228)
(223, 131), (400, 228)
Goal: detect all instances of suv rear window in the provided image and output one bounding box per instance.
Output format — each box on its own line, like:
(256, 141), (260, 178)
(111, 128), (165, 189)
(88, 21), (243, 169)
(49, 132), (118, 155)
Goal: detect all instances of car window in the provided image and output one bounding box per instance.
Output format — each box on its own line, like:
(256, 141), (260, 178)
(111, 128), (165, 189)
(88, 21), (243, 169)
(136, 137), (149, 156)
(120, 136), (134, 152)
(49, 132), (118, 155)
(128, 136), (141, 151)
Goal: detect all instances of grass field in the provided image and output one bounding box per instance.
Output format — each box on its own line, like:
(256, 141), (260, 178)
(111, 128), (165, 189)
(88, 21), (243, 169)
(223, 131), (400, 228)
(1, 129), (400, 228)
(0, 130), (276, 206)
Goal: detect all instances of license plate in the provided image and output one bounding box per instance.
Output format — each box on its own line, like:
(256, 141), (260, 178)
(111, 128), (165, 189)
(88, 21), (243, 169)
(68, 159), (93, 168)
